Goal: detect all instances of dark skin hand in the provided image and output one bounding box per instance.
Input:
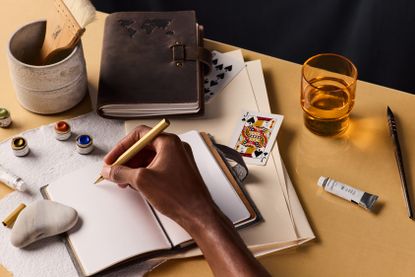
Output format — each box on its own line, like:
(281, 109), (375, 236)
(101, 126), (271, 277)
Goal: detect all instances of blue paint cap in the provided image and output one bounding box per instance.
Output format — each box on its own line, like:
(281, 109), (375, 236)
(77, 135), (91, 145)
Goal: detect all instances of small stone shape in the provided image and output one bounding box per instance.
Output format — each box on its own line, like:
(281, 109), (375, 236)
(11, 137), (29, 157)
(0, 108), (12, 128)
(10, 200), (78, 248)
(54, 121), (71, 141)
(76, 134), (94, 154)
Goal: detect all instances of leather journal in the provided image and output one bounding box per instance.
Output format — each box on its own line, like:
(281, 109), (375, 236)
(96, 11), (212, 119)
(40, 131), (259, 276)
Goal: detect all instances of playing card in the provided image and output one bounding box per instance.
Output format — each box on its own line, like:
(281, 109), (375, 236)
(204, 50), (245, 103)
(229, 111), (284, 166)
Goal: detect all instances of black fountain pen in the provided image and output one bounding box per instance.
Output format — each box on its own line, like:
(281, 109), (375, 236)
(387, 106), (414, 219)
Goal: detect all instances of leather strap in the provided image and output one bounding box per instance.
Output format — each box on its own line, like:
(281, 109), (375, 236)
(207, 134), (249, 182)
(196, 46), (212, 74)
(170, 29), (212, 75)
(171, 45), (212, 74)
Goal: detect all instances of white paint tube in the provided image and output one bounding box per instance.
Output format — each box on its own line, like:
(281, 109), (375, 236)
(317, 176), (378, 210)
(0, 165), (27, 191)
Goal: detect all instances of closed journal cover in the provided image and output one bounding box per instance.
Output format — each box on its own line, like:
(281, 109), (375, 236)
(97, 11), (212, 119)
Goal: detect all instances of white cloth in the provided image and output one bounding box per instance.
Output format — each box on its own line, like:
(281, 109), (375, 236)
(0, 112), (165, 277)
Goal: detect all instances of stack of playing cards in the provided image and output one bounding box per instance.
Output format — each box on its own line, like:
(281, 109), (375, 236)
(204, 50), (283, 166)
(203, 50), (246, 103)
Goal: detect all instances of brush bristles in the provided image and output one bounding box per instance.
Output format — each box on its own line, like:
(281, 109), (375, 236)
(63, 0), (96, 27)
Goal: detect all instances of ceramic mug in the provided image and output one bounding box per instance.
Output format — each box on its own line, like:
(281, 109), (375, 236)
(7, 20), (88, 114)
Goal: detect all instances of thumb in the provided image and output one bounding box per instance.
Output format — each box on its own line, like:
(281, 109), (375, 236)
(101, 164), (136, 184)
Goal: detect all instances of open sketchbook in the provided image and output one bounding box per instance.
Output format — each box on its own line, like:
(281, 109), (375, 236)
(125, 51), (315, 258)
(41, 131), (259, 276)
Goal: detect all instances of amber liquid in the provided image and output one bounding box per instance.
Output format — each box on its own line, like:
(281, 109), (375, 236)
(301, 77), (354, 136)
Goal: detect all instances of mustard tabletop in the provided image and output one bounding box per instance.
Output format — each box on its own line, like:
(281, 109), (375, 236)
(1, 0), (415, 276)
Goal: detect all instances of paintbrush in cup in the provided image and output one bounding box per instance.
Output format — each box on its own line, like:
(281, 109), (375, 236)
(39, 0), (96, 65)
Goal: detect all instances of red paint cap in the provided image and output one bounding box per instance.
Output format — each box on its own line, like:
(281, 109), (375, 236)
(55, 121), (70, 132)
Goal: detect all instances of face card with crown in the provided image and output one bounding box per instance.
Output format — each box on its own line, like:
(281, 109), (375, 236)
(229, 111), (284, 165)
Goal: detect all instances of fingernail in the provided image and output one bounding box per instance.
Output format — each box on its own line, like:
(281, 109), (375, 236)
(101, 165), (111, 178)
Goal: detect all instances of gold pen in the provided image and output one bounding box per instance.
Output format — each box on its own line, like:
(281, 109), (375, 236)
(94, 118), (170, 184)
(2, 203), (26, 228)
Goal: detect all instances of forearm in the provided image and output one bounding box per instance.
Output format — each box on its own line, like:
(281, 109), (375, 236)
(106, 129), (269, 275)
(184, 206), (271, 277)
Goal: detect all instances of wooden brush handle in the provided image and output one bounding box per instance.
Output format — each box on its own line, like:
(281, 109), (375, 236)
(39, 0), (84, 65)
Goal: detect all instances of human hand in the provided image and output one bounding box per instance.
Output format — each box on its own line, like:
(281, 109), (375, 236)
(101, 126), (271, 277)
(100, 125), (218, 229)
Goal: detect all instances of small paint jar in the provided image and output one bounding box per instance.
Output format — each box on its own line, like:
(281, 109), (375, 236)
(11, 137), (29, 157)
(54, 121), (71, 141)
(0, 108), (12, 128)
(76, 134), (94, 155)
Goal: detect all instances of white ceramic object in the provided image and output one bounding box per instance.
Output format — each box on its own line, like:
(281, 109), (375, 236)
(7, 20), (88, 114)
(10, 200), (78, 248)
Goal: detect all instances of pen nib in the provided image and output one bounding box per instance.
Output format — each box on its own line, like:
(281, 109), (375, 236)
(94, 176), (105, 184)
(387, 106), (393, 116)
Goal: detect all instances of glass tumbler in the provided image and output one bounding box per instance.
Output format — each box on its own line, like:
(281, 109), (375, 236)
(301, 53), (357, 136)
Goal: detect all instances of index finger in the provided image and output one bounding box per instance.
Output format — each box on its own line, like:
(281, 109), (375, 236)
(104, 125), (152, 165)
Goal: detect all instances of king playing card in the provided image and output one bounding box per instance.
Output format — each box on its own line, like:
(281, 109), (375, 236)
(229, 111), (284, 165)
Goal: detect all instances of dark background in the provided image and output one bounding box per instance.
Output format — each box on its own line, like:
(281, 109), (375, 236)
(91, 0), (415, 94)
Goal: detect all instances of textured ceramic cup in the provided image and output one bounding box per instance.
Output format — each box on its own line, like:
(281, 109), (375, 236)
(7, 20), (87, 114)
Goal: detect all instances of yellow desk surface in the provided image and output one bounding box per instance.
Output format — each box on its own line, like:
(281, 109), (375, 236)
(2, 0), (415, 276)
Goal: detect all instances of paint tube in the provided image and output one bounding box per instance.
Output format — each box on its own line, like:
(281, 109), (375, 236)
(317, 176), (378, 210)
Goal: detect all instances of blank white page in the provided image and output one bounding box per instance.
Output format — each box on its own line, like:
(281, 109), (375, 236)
(155, 131), (251, 246)
(46, 162), (171, 276)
